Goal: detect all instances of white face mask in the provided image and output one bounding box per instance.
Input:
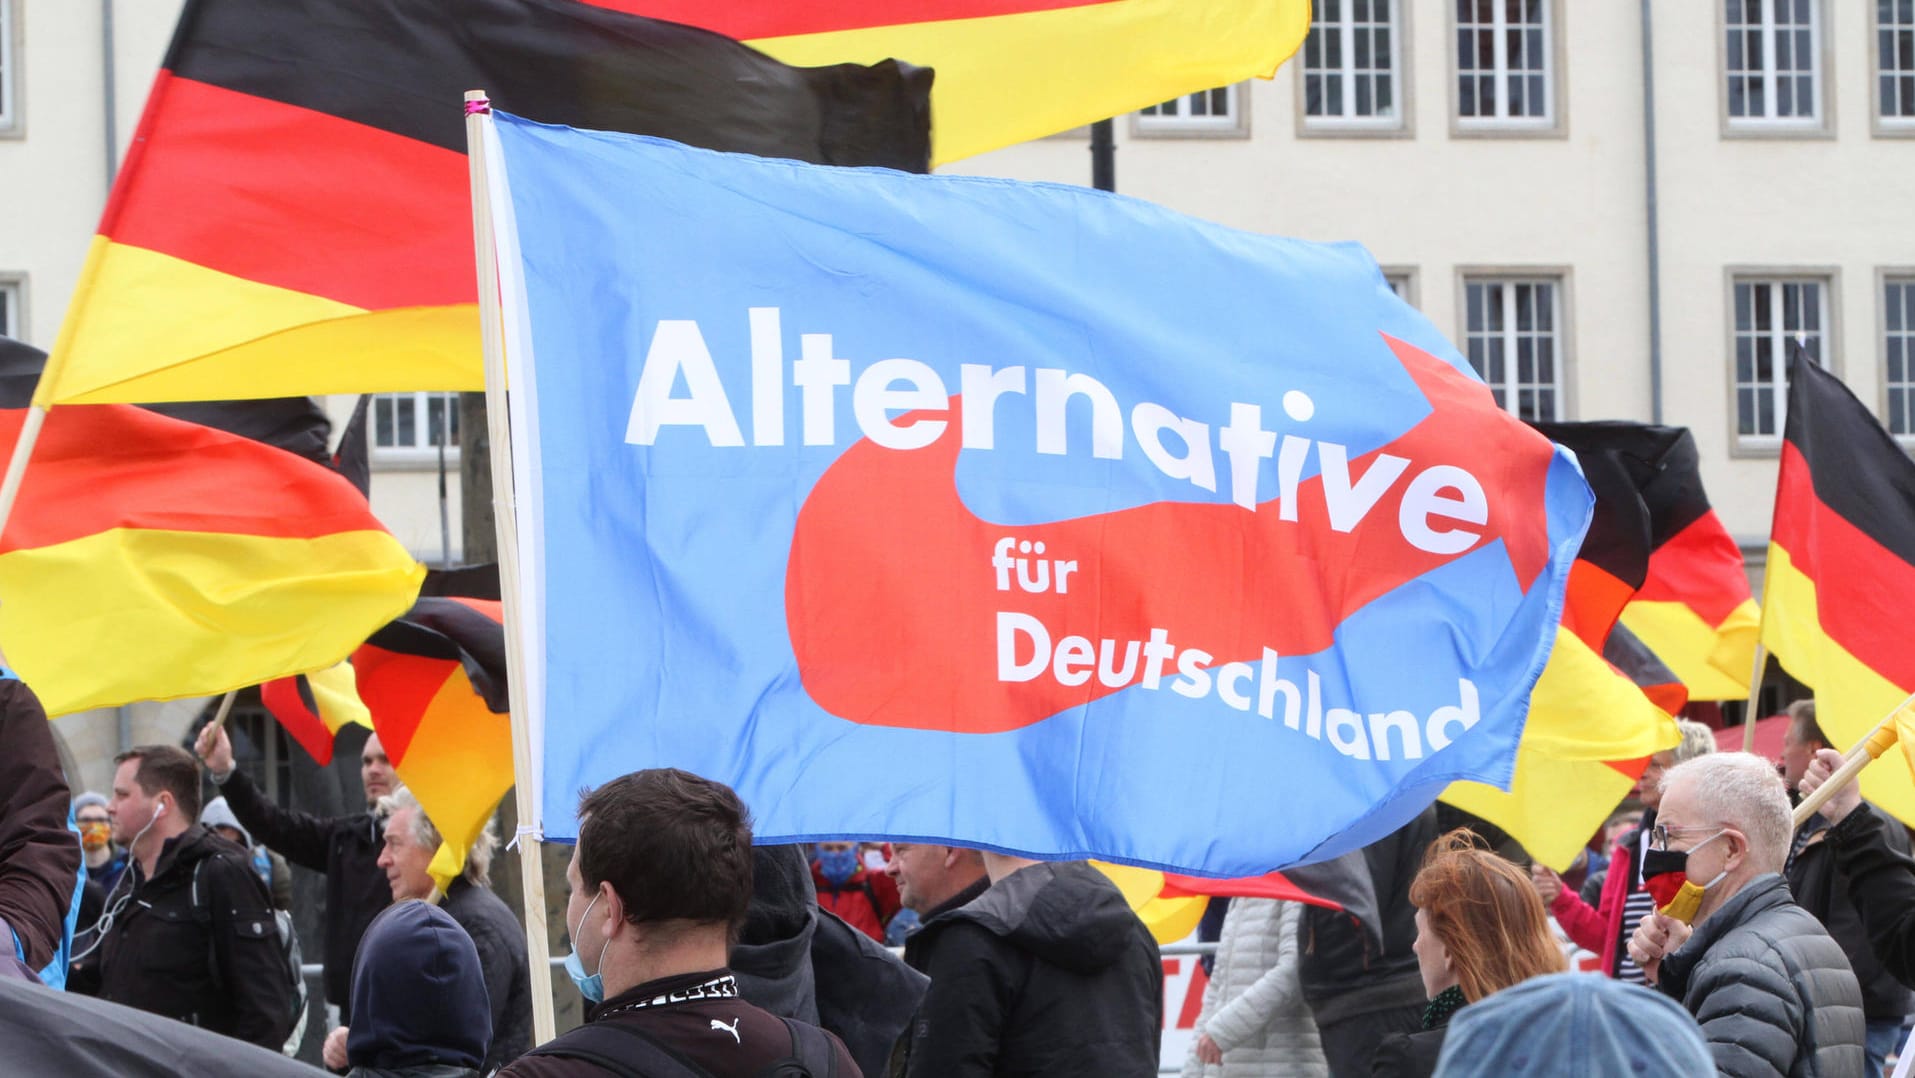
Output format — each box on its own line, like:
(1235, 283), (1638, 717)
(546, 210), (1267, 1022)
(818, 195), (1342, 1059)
(564, 892), (613, 1004)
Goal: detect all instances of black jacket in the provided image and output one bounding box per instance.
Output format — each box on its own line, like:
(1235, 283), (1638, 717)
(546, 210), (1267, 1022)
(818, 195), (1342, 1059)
(732, 845), (927, 1077)
(1786, 804), (1914, 1020)
(1300, 807), (1437, 1023)
(441, 877), (533, 1072)
(0, 678), (80, 973)
(217, 766), (387, 1013)
(70, 825), (292, 1050)
(1657, 873), (1864, 1078)
(1370, 1026), (1446, 1078)
(894, 862), (1161, 1078)
(1823, 802), (1915, 989)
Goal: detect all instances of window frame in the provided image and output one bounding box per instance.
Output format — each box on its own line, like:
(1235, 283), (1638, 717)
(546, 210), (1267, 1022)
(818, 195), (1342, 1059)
(1724, 268), (1840, 456)
(0, 274), (24, 340)
(1453, 269), (1573, 423)
(1449, 0), (1566, 138)
(1720, 0), (1833, 138)
(1880, 269), (1915, 444)
(1875, 0), (1915, 136)
(370, 390), (462, 466)
(1129, 83), (1250, 139)
(1297, 0), (1411, 137)
(1381, 266), (1419, 309)
(0, 0), (17, 138)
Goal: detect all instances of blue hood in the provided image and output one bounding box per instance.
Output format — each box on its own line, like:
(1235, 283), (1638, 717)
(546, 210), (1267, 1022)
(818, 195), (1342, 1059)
(347, 900), (491, 1069)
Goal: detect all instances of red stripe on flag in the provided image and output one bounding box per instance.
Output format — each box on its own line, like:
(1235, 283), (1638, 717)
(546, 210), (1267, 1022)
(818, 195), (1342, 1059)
(102, 74), (472, 311)
(1561, 560), (1635, 652)
(0, 406), (396, 551)
(1634, 512), (1751, 624)
(1773, 442), (1915, 690)
(351, 647), (458, 766)
(579, 0), (1119, 40)
(261, 676), (337, 765)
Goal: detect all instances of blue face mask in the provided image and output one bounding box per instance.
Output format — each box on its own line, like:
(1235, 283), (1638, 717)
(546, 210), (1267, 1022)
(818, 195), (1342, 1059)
(565, 893), (610, 1004)
(817, 848), (859, 886)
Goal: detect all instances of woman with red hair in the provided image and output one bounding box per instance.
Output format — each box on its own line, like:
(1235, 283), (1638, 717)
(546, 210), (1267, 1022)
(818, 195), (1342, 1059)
(1371, 831), (1566, 1077)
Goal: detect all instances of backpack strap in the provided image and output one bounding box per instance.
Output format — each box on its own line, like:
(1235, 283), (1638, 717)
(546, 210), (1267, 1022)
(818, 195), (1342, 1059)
(524, 1020), (715, 1078)
(775, 1016), (838, 1078)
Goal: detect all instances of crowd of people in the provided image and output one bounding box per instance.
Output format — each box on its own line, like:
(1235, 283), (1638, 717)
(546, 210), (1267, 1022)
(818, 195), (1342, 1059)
(11, 658), (1915, 1077)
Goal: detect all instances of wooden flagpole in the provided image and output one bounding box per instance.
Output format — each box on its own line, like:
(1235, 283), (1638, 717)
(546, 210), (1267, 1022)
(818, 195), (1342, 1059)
(1792, 692), (1915, 827)
(463, 88), (557, 1045)
(1740, 641), (1767, 753)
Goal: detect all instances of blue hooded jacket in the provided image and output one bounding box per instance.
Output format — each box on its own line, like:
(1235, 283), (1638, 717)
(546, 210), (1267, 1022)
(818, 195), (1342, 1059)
(347, 900), (492, 1073)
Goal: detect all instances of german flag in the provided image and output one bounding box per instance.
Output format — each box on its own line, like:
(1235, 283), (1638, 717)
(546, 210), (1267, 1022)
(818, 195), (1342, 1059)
(0, 337), (423, 716)
(36, 0), (932, 407)
(354, 597), (512, 893)
(1604, 622), (1689, 717)
(1618, 433), (1759, 700)
(1531, 422), (1683, 650)
(590, 0), (1311, 166)
(1762, 348), (1915, 826)
(260, 663), (372, 766)
(1440, 625), (1678, 870)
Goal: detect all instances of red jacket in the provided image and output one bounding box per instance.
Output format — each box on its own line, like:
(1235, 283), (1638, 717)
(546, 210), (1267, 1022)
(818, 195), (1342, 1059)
(1550, 830), (1642, 978)
(810, 862), (900, 941)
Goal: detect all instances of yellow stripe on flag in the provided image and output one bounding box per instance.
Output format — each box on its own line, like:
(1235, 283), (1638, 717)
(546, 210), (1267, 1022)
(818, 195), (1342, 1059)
(1441, 626), (1681, 871)
(307, 661), (373, 735)
(1620, 598), (1760, 700)
(394, 667), (515, 896)
(750, 0), (1310, 166)
(0, 527), (423, 716)
(1760, 544), (1915, 827)
(1092, 862), (1207, 944)
(39, 240), (481, 405)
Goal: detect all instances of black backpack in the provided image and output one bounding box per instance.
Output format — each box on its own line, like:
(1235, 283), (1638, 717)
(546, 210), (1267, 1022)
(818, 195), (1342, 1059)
(524, 1014), (838, 1078)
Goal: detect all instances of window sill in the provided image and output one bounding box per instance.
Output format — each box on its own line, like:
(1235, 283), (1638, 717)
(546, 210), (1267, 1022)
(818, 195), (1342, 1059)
(1297, 119), (1412, 139)
(1450, 119), (1564, 140)
(1721, 120), (1832, 140)
(372, 449), (463, 472)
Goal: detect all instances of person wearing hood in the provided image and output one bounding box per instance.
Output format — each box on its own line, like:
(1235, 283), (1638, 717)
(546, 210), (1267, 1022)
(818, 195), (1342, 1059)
(357, 785), (529, 1074)
(732, 844), (928, 1075)
(67, 745), (291, 1050)
(811, 840), (902, 942)
(202, 796), (294, 912)
(890, 852), (1162, 1078)
(1628, 751), (1864, 1077)
(332, 900), (491, 1078)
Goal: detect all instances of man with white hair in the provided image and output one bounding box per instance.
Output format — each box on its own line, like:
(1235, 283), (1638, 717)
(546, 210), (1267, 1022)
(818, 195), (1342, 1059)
(1629, 751), (1864, 1077)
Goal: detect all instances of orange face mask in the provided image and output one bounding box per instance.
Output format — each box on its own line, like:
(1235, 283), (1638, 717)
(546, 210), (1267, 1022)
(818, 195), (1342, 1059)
(79, 820), (111, 852)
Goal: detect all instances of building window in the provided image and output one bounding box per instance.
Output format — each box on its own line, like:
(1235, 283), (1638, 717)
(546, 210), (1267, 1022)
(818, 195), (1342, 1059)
(1726, 0), (1823, 127)
(1463, 277), (1562, 421)
(1383, 269), (1417, 306)
(373, 392), (460, 456)
(1455, 0), (1554, 127)
(1304, 0), (1403, 127)
(0, 0), (14, 133)
(0, 279), (18, 338)
(1733, 278), (1827, 444)
(1887, 279), (1915, 436)
(1881, 0), (1915, 127)
(1135, 85), (1245, 136)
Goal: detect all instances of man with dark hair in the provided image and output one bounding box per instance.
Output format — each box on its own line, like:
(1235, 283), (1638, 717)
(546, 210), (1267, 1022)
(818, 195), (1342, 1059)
(197, 721), (392, 1019)
(1780, 699), (1913, 1078)
(69, 745), (291, 1050)
(503, 768), (858, 1077)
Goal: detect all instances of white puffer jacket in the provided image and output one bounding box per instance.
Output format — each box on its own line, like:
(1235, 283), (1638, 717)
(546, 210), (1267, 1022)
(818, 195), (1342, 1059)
(1181, 898), (1328, 1078)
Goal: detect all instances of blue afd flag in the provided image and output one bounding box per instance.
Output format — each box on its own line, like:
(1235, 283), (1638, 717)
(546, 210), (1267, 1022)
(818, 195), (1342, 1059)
(490, 112), (1592, 874)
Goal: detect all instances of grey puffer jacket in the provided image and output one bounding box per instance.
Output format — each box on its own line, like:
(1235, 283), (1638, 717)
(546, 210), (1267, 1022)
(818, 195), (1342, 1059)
(1657, 873), (1864, 1078)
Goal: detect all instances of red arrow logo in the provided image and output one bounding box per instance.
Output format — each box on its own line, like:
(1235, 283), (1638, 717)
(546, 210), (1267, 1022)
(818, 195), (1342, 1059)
(786, 334), (1562, 733)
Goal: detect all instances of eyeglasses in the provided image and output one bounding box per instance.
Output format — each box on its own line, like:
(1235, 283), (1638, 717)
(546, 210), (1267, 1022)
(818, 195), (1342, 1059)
(1647, 824), (1726, 851)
